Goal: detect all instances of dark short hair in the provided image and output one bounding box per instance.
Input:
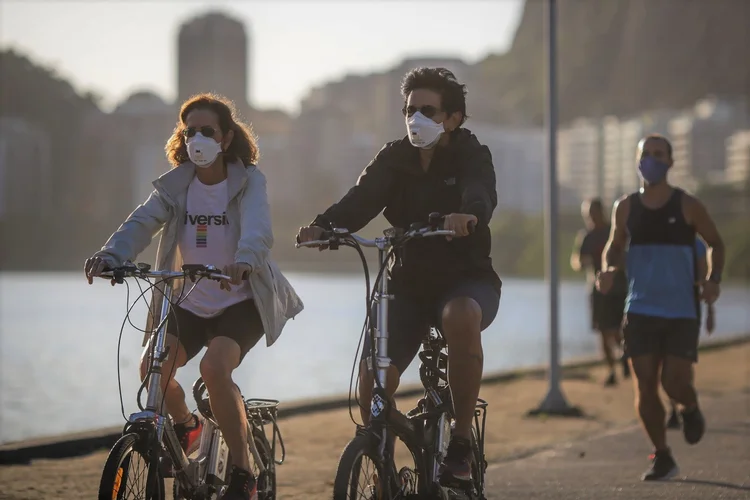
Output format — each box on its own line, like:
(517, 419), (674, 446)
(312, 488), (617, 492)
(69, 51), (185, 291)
(642, 134), (673, 161)
(400, 67), (468, 125)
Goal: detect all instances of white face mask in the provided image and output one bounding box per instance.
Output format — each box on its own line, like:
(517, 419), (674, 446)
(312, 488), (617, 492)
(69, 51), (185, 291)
(186, 133), (222, 167)
(406, 111), (445, 149)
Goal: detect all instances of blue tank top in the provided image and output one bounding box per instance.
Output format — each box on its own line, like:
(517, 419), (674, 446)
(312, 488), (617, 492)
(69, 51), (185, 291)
(625, 189), (699, 319)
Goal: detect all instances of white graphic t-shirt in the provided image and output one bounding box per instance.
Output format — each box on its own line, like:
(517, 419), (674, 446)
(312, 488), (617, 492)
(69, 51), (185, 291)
(178, 176), (253, 318)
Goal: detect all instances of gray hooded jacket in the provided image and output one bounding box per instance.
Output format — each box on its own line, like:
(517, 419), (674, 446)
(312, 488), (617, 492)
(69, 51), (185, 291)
(95, 161), (304, 347)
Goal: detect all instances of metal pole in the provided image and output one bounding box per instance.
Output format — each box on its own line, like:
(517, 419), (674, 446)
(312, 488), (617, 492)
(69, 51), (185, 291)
(529, 0), (581, 417)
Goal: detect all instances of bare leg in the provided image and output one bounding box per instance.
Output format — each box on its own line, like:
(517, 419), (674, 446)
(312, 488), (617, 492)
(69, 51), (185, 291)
(600, 328), (617, 373)
(661, 356), (698, 411)
(441, 297), (483, 440)
(200, 337), (250, 471)
(630, 354), (668, 451)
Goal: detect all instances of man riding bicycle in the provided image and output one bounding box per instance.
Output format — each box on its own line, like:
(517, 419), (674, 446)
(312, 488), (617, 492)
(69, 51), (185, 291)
(297, 67), (501, 484)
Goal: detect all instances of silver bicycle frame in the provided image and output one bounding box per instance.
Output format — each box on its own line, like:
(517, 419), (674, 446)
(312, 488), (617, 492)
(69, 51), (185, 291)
(127, 280), (172, 425)
(373, 238), (393, 390)
(127, 278), (192, 475)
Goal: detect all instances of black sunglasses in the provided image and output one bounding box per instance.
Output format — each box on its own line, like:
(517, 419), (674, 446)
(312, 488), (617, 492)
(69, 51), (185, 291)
(402, 104), (441, 119)
(182, 126), (217, 138)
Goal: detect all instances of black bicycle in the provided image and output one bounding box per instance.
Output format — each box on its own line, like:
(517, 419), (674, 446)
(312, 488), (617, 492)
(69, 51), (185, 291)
(297, 214), (488, 500)
(95, 262), (285, 500)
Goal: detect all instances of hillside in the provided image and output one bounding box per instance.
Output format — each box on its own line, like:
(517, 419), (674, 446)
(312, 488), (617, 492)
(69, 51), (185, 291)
(474, 0), (750, 125)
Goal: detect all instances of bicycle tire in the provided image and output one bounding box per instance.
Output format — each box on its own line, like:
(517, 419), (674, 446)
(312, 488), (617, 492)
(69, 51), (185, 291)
(470, 428), (486, 500)
(99, 432), (164, 500)
(252, 428), (277, 500)
(332, 434), (388, 500)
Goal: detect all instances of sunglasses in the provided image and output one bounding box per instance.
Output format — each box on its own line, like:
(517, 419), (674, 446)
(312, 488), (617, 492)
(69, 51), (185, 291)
(402, 105), (441, 119)
(182, 126), (217, 138)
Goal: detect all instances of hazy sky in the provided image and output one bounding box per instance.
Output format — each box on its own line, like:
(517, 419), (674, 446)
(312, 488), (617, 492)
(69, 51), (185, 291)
(0, 0), (524, 113)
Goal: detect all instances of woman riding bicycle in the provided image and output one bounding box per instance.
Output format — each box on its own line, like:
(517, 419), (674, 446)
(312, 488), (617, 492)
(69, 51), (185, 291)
(84, 92), (303, 500)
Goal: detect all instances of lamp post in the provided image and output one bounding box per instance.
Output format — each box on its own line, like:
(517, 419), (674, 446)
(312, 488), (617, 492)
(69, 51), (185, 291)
(528, 0), (582, 417)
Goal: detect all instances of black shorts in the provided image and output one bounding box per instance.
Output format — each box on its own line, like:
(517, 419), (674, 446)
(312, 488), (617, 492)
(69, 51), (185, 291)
(165, 299), (265, 363)
(361, 280), (501, 374)
(590, 289), (626, 331)
(622, 312), (700, 362)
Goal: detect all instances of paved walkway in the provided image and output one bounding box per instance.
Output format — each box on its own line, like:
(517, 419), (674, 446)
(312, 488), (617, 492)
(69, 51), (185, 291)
(485, 390), (750, 499)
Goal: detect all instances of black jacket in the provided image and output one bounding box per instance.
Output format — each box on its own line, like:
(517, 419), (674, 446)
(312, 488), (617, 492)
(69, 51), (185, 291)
(311, 128), (501, 297)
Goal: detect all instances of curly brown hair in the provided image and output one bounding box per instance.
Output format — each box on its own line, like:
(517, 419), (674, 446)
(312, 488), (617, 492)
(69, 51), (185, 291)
(165, 93), (259, 168)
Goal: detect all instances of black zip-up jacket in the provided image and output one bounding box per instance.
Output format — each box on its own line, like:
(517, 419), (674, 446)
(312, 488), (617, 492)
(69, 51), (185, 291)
(311, 128), (501, 297)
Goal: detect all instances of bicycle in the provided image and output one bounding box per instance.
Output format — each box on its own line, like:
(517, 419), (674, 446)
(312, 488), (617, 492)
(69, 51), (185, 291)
(296, 213), (488, 500)
(95, 262), (285, 500)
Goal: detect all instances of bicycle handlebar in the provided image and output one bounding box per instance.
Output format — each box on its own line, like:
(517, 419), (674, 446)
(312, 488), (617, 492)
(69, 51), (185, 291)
(98, 263), (232, 283)
(295, 228), (455, 249)
(295, 212), (473, 249)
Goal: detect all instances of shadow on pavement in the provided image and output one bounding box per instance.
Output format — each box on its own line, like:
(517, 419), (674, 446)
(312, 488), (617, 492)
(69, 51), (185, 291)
(673, 478), (750, 491)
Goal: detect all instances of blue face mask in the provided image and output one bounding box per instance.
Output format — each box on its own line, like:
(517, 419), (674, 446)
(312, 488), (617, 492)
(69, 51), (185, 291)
(638, 156), (669, 184)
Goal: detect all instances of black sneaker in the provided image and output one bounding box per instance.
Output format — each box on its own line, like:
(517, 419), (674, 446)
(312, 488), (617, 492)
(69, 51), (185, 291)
(604, 372), (617, 387)
(666, 408), (681, 430)
(218, 466), (258, 500)
(641, 449), (679, 481)
(681, 406), (705, 445)
(439, 436), (472, 484)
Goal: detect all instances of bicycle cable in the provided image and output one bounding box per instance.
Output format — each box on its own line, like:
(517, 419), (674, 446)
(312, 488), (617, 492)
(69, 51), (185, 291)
(112, 272), (202, 420)
(340, 234), (397, 426)
(114, 277), (160, 421)
(341, 238), (372, 426)
(137, 275), (203, 417)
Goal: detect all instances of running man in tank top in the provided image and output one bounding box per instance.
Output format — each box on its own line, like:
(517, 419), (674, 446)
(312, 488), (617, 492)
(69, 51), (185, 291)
(596, 134), (725, 482)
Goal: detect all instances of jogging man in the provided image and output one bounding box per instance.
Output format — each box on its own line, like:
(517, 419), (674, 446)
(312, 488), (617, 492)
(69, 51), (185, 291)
(570, 198), (629, 386)
(597, 134), (724, 481)
(297, 67), (501, 484)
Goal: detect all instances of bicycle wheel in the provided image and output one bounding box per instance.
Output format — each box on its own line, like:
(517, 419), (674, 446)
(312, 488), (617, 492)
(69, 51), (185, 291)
(251, 428), (277, 500)
(469, 428), (486, 500)
(219, 427), (277, 500)
(333, 434), (389, 500)
(99, 432), (164, 500)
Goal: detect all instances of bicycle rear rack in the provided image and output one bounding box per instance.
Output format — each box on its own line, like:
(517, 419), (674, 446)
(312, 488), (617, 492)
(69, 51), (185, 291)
(245, 398), (286, 466)
(191, 377), (287, 467)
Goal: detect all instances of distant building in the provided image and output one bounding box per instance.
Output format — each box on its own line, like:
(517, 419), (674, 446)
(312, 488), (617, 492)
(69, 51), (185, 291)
(177, 12), (250, 107)
(669, 96), (749, 190)
(469, 121), (544, 214)
(0, 117), (52, 218)
(113, 91), (177, 207)
(725, 129), (750, 186)
(558, 118), (601, 207)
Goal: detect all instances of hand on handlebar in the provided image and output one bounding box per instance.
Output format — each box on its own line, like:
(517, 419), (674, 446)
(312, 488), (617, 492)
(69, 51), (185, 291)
(220, 262), (252, 291)
(296, 225), (329, 250)
(84, 255), (116, 286)
(442, 213), (478, 241)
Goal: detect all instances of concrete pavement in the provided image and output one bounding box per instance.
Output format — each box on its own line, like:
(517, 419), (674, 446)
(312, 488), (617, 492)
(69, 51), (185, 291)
(485, 390), (750, 499)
